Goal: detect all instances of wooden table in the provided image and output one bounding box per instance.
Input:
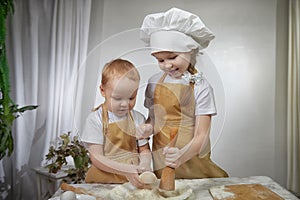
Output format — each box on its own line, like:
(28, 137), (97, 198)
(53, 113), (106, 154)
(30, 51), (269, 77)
(50, 176), (299, 199)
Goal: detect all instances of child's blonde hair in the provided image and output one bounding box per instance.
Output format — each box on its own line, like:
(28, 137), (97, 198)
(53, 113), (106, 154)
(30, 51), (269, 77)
(187, 49), (198, 75)
(101, 58), (140, 87)
(93, 59), (140, 111)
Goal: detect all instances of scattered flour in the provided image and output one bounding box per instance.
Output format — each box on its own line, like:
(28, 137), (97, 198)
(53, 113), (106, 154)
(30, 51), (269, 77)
(99, 182), (193, 200)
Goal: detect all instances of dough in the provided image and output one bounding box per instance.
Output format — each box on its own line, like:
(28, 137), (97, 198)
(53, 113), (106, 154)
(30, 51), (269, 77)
(139, 171), (158, 184)
(108, 182), (193, 200)
(125, 189), (161, 200)
(60, 191), (77, 200)
(80, 181), (193, 199)
(209, 184), (284, 200)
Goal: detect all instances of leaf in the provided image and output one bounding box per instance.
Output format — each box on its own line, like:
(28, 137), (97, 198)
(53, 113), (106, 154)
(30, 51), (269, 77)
(0, 0), (34, 160)
(44, 133), (91, 183)
(14, 105), (39, 113)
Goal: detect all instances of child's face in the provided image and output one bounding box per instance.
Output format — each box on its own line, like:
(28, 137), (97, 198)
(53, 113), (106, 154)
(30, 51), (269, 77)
(152, 51), (192, 79)
(101, 77), (139, 117)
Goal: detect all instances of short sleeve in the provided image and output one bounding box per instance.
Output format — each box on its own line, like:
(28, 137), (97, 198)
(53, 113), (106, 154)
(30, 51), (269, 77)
(194, 78), (217, 116)
(144, 72), (162, 109)
(80, 110), (104, 145)
(144, 83), (154, 109)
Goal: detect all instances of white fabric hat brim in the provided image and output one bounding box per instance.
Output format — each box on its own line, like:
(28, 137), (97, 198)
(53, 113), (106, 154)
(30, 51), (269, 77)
(150, 30), (199, 53)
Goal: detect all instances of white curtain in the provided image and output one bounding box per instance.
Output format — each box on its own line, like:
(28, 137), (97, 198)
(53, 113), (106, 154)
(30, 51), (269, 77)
(2, 0), (91, 199)
(287, 0), (300, 196)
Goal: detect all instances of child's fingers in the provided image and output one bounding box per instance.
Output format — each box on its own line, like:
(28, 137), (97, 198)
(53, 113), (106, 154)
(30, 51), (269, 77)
(165, 160), (177, 168)
(127, 174), (144, 188)
(164, 147), (180, 166)
(137, 166), (146, 174)
(136, 124), (153, 139)
(163, 147), (168, 155)
(163, 146), (178, 155)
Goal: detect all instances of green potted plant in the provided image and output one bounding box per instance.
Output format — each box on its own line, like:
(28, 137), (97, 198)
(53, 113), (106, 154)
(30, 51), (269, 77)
(45, 132), (91, 183)
(0, 0), (38, 160)
(1, 1), (38, 198)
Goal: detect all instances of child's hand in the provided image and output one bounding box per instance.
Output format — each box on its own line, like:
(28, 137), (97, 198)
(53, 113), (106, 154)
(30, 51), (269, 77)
(125, 170), (145, 189)
(163, 146), (181, 168)
(136, 124), (153, 139)
(138, 162), (152, 173)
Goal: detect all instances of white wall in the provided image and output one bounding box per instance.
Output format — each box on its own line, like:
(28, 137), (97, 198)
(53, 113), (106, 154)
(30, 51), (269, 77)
(82, 0), (288, 187)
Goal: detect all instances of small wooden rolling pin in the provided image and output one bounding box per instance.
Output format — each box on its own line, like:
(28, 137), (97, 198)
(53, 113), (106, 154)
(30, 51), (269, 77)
(60, 182), (103, 200)
(61, 182), (87, 194)
(159, 127), (179, 191)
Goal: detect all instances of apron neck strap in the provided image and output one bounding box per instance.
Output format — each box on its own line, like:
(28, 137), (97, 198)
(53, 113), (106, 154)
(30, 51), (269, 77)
(158, 73), (194, 88)
(101, 103), (134, 136)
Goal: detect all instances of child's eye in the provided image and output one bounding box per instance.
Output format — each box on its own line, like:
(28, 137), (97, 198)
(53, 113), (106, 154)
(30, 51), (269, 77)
(112, 97), (121, 101)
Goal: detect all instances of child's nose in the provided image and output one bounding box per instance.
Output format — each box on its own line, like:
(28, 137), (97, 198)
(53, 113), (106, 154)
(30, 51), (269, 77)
(120, 100), (129, 107)
(164, 61), (173, 69)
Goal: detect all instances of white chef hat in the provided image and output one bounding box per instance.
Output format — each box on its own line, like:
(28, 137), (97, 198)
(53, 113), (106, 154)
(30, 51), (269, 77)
(140, 8), (215, 54)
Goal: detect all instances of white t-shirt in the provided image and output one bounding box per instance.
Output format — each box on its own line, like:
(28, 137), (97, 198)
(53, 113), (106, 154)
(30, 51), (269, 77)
(144, 71), (217, 116)
(80, 107), (148, 146)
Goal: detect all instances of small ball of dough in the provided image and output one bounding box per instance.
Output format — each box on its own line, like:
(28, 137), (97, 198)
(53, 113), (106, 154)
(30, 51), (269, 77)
(139, 171), (157, 184)
(60, 191), (77, 200)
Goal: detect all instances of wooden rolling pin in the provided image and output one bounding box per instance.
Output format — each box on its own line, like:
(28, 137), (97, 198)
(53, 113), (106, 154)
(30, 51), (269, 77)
(61, 182), (87, 194)
(159, 127), (179, 191)
(60, 182), (103, 199)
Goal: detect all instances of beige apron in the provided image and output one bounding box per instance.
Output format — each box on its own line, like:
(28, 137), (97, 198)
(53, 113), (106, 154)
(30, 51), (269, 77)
(153, 73), (228, 179)
(85, 104), (139, 183)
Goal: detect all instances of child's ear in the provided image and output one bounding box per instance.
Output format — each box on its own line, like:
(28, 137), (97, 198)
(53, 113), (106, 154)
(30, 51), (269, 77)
(100, 85), (105, 97)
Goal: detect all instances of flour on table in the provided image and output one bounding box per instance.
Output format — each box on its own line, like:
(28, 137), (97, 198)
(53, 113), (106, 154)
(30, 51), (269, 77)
(106, 182), (193, 200)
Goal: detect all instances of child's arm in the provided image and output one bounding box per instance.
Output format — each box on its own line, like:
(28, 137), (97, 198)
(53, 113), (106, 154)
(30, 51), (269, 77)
(87, 143), (145, 188)
(136, 123), (153, 139)
(163, 115), (211, 168)
(138, 143), (152, 171)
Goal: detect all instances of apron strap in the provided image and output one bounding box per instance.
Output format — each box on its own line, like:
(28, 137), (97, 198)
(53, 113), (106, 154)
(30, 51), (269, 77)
(101, 103), (138, 152)
(159, 73), (195, 88)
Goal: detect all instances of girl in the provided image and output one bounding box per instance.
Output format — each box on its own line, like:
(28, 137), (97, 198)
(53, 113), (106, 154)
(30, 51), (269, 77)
(81, 59), (153, 188)
(140, 8), (228, 179)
